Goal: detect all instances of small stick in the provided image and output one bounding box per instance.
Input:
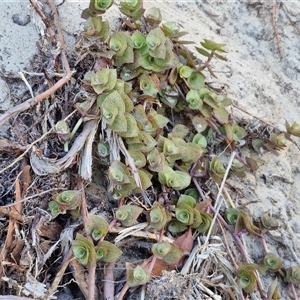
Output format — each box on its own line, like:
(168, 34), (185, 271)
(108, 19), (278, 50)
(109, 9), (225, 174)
(271, 0), (283, 60)
(77, 178), (97, 300)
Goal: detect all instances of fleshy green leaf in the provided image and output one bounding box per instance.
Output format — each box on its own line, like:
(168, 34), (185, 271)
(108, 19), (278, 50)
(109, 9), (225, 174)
(187, 71), (205, 89)
(192, 116), (208, 133)
(140, 73), (158, 96)
(213, 107), (228, 123)
(108, 161), (131, 184)
(177, 194), (196, 208)
(167, 219), (187, 233)
(96, 241), (122, 262)
(285, 120), (300, 137)
(97, 142), (109, 157)
(200, 39), (227, 52)
(260, 213), (279, 233)
(116, 205), (143, 227)
(161, 242), (185, 265)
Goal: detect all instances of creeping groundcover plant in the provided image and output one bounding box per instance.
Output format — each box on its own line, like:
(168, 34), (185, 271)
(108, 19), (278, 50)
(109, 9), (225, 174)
(47, 0), (300, 299)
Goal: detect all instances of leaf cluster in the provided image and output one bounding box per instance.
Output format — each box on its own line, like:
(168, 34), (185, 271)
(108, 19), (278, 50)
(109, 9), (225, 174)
(72, 214), (122, 267)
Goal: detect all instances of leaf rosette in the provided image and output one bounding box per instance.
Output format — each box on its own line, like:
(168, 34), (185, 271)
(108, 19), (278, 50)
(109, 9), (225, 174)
(131, 31), (148, 55)
(83, 16), (109, 41)
(119, 0), (145, 20)
(147, 148), (165, 172)
(196, 212), (212, 233)
(108, 161), (132, 184)
(126, 263), (150, 287)
(269, 132), (287, 148)
(186, 89), (203, 110)
(90, 0), (113, 14)
(146, 27), (167, 59)
(209, 156), (226, 184)
(237, 263), (258, 294)
(145, 7), (162, 25)
(286, 266), (300, 284)
(53, 190), (81, 212)
(258, 253), (282, 274)
(116, 205), (143, 227)
(225, 208), (239, 225)
(147, 202), (171, 230)
(85, 214), (109, 241)
(260, 213), (279, 233)
(91, 69), (117, 94)
(72, 233), (96, 267)
(158, 165), (191, 190)
(152, 241), (185, 265)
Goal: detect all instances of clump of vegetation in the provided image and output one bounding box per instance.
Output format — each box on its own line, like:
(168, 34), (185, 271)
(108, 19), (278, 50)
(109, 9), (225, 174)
(47, 0), (300, 299)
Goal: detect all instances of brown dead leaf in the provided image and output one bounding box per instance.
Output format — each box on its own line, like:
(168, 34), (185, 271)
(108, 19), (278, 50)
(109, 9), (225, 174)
(148, 256), (173, 276)
(0, 137), (27, 156)
(10, 239), (25, 264)
(21, 165), (31, 193)
(39, 221), (63, 240)
(173, 227), (193, 252)
(151, 74), (161, 91)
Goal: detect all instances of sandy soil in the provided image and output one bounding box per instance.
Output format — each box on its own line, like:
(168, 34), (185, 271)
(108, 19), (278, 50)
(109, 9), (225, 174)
(0, 0), (300, 299)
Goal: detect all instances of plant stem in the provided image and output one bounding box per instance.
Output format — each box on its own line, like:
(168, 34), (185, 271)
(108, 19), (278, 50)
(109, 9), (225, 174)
(70, 117), (83, 140)
(290, 282), (299, 300)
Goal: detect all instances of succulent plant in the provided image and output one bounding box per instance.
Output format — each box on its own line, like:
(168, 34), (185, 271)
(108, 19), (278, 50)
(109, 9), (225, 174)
(126, 263), (150, 287)
(85, 214), (109, 241)
(258, 253), (282, 274)
(48, 190), (81, 218)
(237, 263), (258, 294)
(147, 202), (171, 230)
(72, 233), (96, 267)
(152, 241), (185, 265)
(116, 205), (143, 226)
(286, 266), (300, 284)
